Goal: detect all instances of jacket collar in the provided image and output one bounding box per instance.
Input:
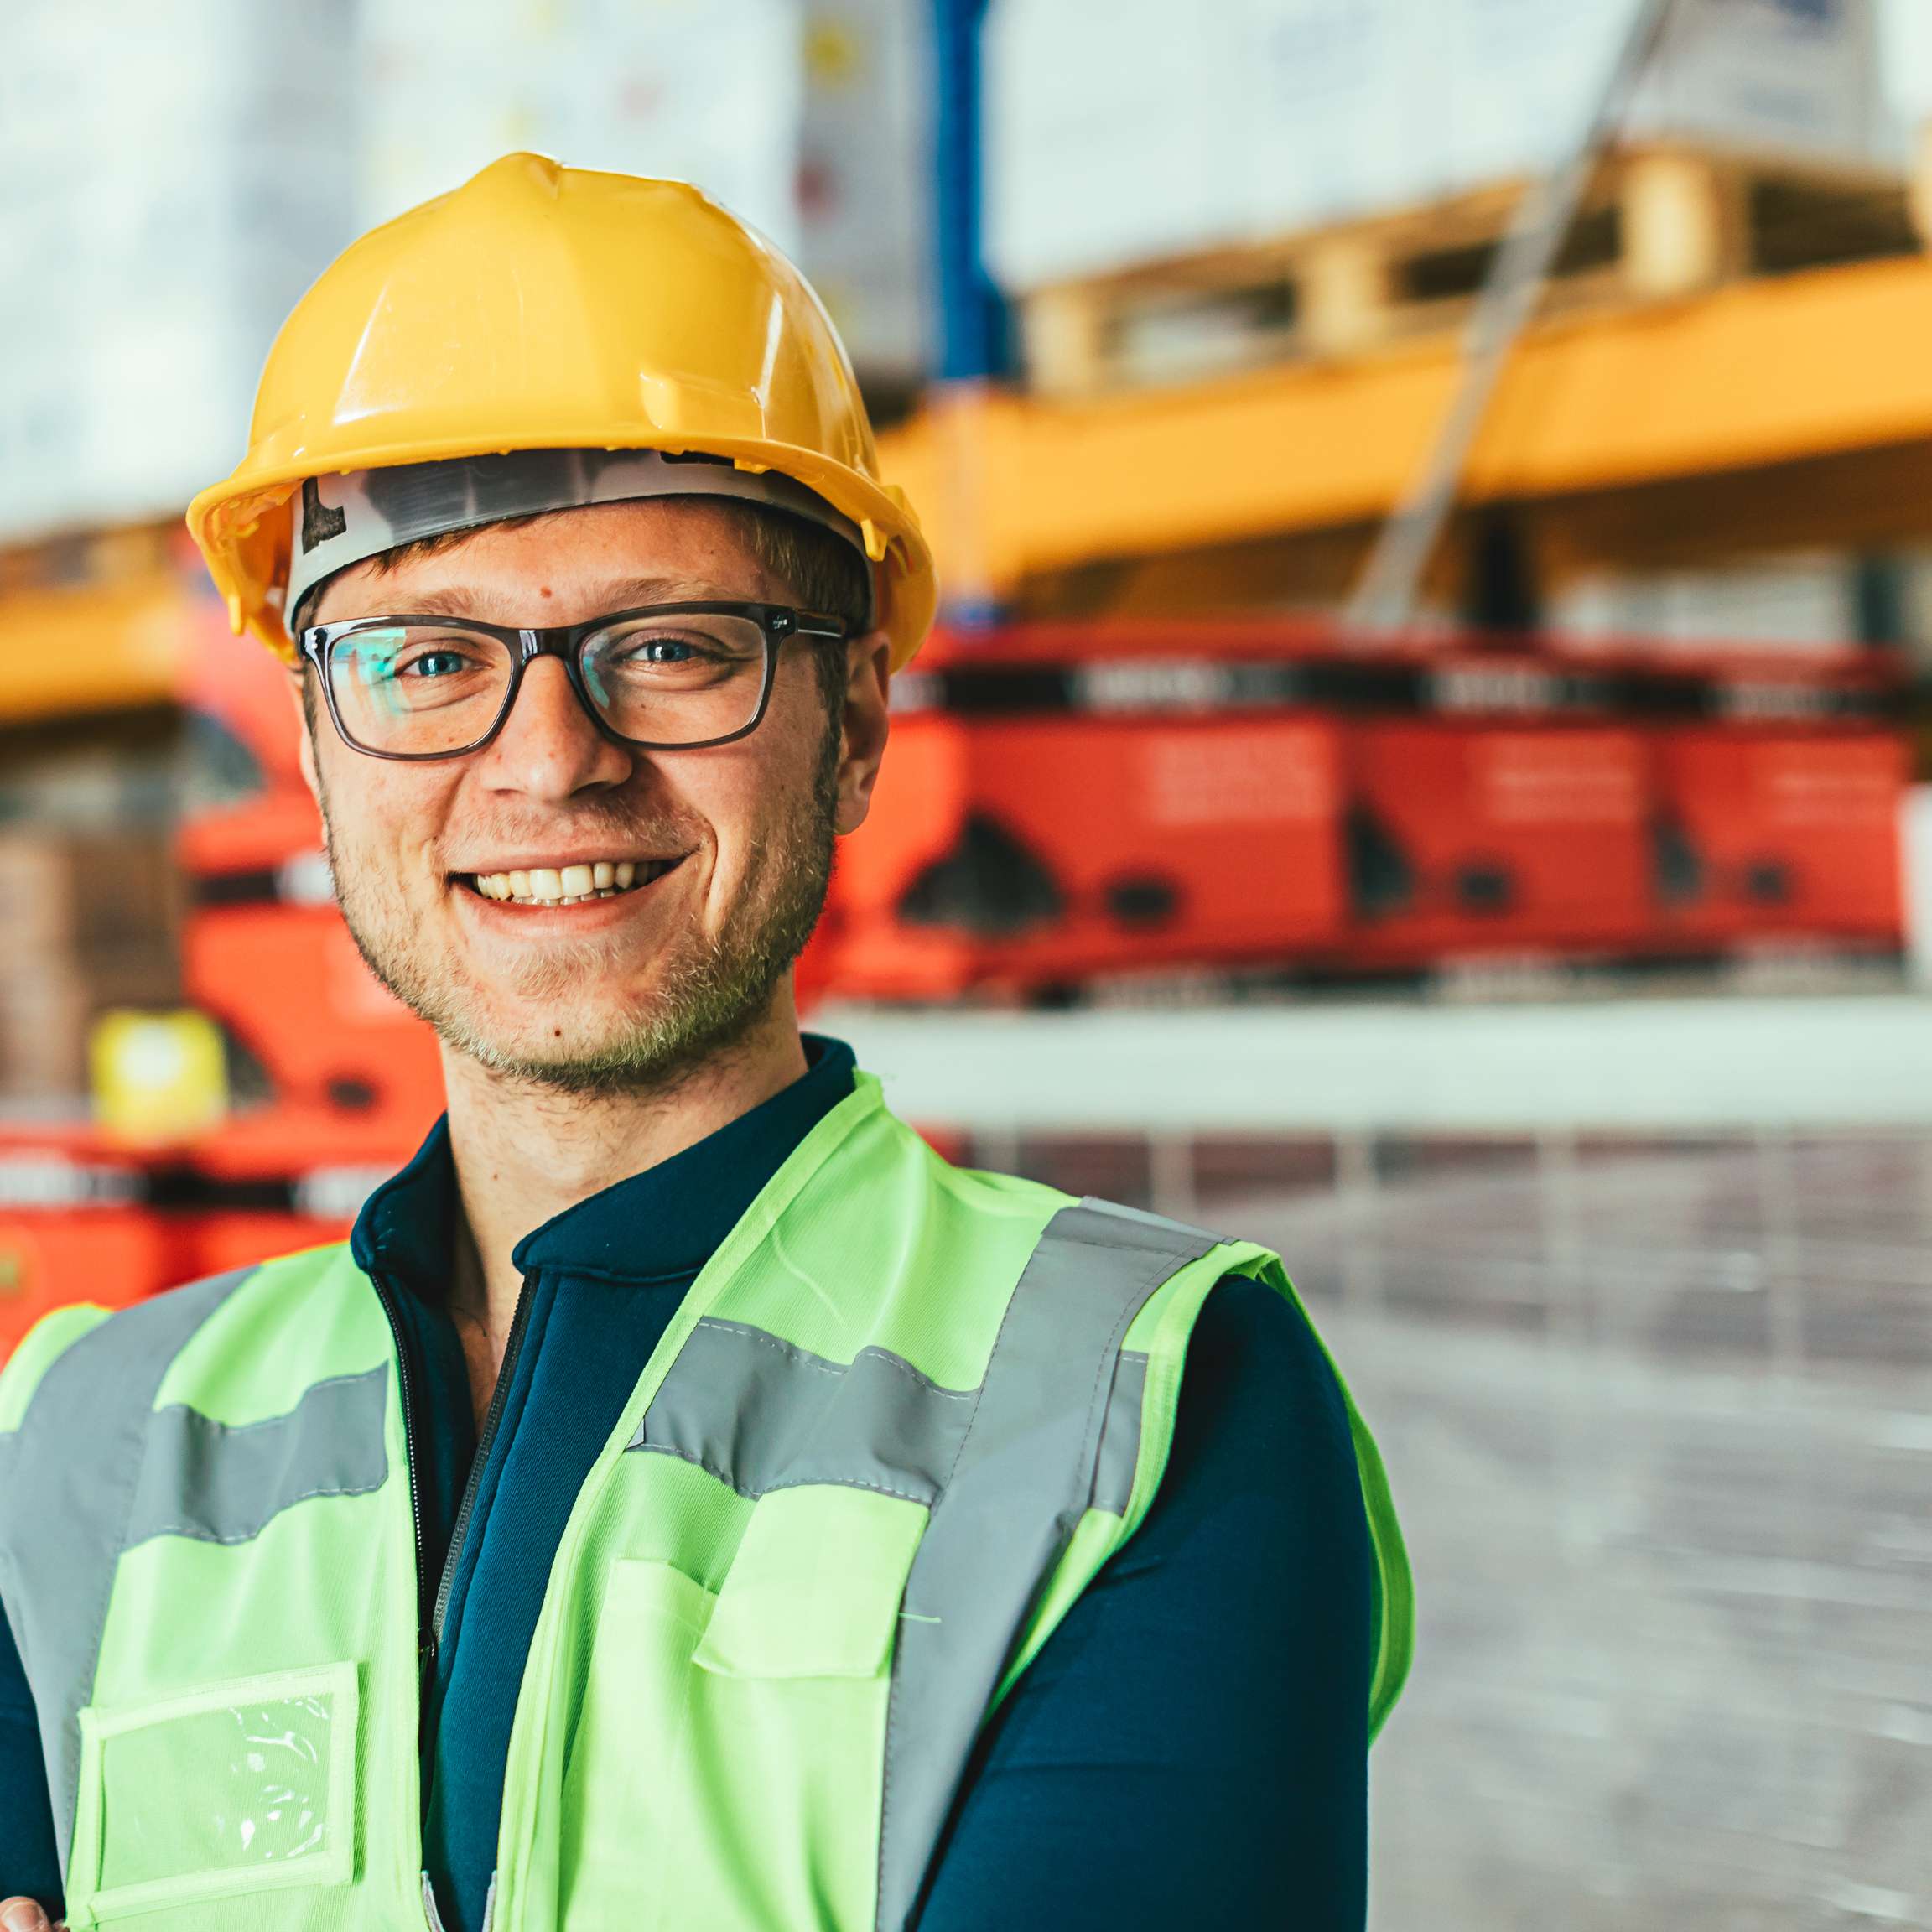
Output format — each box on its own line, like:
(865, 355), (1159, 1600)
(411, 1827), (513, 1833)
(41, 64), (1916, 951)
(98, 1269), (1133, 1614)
(351, 1035), (858, 1297)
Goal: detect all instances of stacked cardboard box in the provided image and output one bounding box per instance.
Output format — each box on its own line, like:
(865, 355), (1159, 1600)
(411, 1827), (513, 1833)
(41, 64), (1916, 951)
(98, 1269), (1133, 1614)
(0, 0), (360, 541)
(985, 0), (1885, 291)
(0, 0), (931, 541)
(797, 0), (932, 385)
(356, 0), (804, 252)
(0, 828), (182, 1102)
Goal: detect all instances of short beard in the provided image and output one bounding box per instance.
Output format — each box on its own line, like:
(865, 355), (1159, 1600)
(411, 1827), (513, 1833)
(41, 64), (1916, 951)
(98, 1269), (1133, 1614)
(315, 713), (842, 1098)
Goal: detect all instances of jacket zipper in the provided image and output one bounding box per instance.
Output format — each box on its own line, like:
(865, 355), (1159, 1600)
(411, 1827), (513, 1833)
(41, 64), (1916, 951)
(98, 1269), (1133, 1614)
(428, 1270), (539, 1667)
(371, 1269), (434, 1680)
(378, 1266), (537, 1929)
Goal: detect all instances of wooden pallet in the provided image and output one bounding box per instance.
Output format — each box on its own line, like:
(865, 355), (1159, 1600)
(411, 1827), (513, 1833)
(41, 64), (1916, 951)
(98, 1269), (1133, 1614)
(1020, 142), (1921, 398)
(0, 520), (179, 599)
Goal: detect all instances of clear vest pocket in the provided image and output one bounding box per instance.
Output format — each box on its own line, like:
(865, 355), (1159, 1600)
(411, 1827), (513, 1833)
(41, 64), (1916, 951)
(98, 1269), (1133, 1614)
(70, 1661), (357, 1919)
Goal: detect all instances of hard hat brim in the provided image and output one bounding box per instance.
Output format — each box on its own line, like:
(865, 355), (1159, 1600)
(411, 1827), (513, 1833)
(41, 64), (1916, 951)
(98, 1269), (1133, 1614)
(189, 430), (937, 673)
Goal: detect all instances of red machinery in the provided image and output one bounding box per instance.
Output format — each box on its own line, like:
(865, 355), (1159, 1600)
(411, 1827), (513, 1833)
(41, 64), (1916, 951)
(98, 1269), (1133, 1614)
(1343, 720), (1653, 963)
(178, 600), (445, 1141)
(181, 901), (445, 1131)
(835, 707), (1346, 997)
(161, 1104), (397, 1282)
(1645, 651), (1906, 949)
(0, 1130), (170, 1358)
(823, 620), (1906, 993)
(0, 1109), (388, 1359)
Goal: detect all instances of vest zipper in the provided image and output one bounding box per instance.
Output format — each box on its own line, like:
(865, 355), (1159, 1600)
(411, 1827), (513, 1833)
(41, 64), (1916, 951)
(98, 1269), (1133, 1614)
(370, 1269), (436, 1680)
(426, 1269), (539, 1671)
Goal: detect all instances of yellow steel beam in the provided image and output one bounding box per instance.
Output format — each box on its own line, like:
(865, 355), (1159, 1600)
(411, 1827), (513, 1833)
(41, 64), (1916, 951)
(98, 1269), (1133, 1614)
(879, 252), (1932, 589)
(0, 574), (191, 724)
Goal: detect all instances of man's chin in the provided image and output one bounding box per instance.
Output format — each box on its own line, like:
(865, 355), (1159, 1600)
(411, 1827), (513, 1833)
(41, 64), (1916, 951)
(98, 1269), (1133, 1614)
(338, 853), (827, 1096)
(439, 1019), (683, 1090)
(429, 982), (780, 1095)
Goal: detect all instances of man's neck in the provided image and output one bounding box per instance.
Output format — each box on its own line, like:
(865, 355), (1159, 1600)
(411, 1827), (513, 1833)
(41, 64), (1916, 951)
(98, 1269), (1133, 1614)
(437, 995), (810, 1402)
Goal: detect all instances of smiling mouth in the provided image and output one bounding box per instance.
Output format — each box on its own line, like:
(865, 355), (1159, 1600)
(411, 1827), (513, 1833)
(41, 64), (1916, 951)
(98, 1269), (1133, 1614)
(462, 857), (683, 906)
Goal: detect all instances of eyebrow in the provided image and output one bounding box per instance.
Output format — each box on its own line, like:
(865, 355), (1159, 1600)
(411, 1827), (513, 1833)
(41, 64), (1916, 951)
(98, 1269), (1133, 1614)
(345, 576), (745, 623)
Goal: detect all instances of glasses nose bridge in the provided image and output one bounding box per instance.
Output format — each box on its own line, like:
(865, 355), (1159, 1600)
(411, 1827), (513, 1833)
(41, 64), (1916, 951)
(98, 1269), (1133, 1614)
(499, 621), (626, 755)
(517, 624), (571, 664)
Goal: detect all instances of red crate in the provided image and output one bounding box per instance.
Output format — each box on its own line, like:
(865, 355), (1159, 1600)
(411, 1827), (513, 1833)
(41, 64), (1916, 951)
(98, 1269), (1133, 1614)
(1651, 729), (1904, 944)
(1344, 721), (1654, 962)
(177, 591), (327, 890)
(180, 594), (309, 800)
(829, 710), (1348, 996)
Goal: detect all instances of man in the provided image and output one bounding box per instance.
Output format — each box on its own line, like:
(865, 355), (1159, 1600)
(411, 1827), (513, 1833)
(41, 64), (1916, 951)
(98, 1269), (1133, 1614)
(0, 156), (1409, 1931)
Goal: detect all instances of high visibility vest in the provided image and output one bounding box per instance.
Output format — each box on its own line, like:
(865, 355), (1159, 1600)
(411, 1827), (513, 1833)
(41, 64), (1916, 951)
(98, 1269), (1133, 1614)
(0, 1073), (1411, 1931)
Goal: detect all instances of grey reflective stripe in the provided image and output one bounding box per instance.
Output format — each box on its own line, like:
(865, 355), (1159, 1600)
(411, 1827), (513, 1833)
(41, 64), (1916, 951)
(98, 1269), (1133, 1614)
(629, 1317), (974, 1504)
(875, 1201), (1219, 1932)
(628, 1322), (1151, 1519)
(0, 1267), (254, 1872)
(127, 1366), (390, 1549)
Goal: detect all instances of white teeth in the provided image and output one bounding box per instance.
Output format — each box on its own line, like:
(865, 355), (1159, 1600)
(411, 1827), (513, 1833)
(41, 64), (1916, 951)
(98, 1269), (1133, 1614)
(470, 860), (665, 906)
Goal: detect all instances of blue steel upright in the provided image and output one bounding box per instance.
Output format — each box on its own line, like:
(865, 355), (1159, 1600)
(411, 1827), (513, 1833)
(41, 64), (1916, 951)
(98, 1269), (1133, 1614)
(929, 0), (1009, 629)
(931, 0), (1007, 386)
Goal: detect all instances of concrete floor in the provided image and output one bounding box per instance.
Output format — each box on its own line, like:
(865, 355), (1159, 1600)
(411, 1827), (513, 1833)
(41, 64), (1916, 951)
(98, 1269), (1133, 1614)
(989, 1127), (1932, 1930)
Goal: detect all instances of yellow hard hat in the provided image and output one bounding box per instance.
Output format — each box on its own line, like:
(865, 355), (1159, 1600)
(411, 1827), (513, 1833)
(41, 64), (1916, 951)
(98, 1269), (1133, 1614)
(187, 153), (937, 669)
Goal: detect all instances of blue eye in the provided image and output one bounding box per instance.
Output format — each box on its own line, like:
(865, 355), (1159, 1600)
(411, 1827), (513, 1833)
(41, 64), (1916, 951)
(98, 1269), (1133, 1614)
(345, 635), (484, 685)
(405, 651), (469, 678)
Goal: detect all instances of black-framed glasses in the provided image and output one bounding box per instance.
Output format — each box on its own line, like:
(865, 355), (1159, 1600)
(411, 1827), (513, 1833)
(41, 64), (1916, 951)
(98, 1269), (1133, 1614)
(297, 601), (851, 761)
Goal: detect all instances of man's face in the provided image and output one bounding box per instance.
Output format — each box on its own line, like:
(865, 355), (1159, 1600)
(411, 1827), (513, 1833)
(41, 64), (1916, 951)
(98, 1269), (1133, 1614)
(295, 497), (889, 1091)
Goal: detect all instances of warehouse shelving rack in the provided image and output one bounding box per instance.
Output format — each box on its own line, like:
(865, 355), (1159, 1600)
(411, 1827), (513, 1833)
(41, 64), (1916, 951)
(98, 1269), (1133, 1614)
(880, 248), (1932, 616)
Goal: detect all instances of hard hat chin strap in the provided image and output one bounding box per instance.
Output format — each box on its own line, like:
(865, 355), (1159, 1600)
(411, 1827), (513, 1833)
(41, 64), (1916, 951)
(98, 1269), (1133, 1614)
(283, 447), (868, 629)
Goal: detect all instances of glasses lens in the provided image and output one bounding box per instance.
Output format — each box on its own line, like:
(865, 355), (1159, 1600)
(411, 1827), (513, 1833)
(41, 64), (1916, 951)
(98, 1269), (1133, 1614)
(581, 612), (769, 746)
(325, 626), (513, 756)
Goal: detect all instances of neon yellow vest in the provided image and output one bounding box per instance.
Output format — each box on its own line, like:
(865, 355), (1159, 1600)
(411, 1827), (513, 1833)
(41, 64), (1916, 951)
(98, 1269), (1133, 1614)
(0, 1074), (1410, 1930)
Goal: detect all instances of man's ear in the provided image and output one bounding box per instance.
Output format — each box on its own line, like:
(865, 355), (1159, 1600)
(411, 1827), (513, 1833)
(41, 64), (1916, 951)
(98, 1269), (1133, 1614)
(285, 667), (322, 807)
(834, 633), (891, 838)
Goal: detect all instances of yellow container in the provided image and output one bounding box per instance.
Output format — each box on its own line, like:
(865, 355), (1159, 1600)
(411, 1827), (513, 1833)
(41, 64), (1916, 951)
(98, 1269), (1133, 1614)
(90, 1009), (228, 1144)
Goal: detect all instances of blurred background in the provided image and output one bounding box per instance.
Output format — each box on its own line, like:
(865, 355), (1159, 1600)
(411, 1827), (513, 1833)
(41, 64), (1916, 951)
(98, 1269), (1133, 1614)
(3, 0), (1930, 1924)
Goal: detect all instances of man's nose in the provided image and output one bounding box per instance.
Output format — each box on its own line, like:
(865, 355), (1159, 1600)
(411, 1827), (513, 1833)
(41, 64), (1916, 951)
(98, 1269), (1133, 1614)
(473, 656), (637, 800)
